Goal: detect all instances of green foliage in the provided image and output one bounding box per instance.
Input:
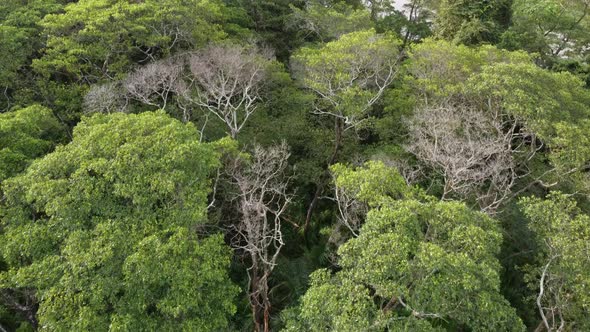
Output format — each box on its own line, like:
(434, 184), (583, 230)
(292, 29), (401, 122)
(286, 163), (525, 331)
(3, 1), (590, 329)
(435, 0), (513, 45)
(467, 61), (590, 177)
(289, 0), (373, 42)
(468, 63), (590, 137)
(33, 0), (228, 82)
(0, 0), (64, 80)
(406, 39), (531, 98)
(502, 0), (590, 62)
(375, 4), (433, 45)
(0, 0), (65, 109)
(0, 105), (63, 182)
(0, 26), (30, 88)
(520, 193), (590, 330)
(227, 0), (300, 61)
(406, 39), (590, 192)
(283, 269), (377, 331)
(331, 160), (412, 206)
(0, 112), (238, 330)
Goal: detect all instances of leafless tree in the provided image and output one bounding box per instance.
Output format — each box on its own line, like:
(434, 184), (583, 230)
(186, 44), (274, 139)
(123, 58), (184, 111)
(228, 143), (292, 332)
(84, 82), (128, 114)
(405, 102), (535, 213)
(85, 43), (273, 132)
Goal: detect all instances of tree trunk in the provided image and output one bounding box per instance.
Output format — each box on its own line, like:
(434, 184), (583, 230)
(250, 260), (273, 332)
(249, 259), (262, 332)
(262, 281), (271, 332)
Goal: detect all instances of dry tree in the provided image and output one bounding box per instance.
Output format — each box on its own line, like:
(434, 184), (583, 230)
(123, 58), (184, 111)
(83, 82), (128, 114)
(405, 102), (535, 213)
(227, 143), (292, 332)
(84, 43), (274, 132)
(186, 44), (274, 139)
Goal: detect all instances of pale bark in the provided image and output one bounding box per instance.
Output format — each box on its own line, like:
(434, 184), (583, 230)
(229, 143), (292, 331)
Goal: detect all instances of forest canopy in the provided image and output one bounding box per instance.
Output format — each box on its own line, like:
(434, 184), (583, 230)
(1, 0), (590, 331)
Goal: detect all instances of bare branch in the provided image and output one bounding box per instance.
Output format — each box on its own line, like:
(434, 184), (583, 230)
(186, 44), (274, 138)
(84, 82), (129, 114)
(124, 58), (184, 110)
(228, 142), (292, 331)
(538, 257), (555, 332)
(405, 102), (533, 213)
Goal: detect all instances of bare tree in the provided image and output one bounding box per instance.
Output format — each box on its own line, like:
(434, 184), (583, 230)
(186, 44), (274, 139)
(1, 86), (11, 113)
(405, 102), (535, 213)
(84, 82), (128, 114)
(84, 43), (273, 132)
(228, 143), (292, 332)
(123, 58), (184, 111)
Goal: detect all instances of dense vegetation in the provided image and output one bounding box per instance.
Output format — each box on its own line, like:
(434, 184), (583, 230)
(1, 0), (589, 331)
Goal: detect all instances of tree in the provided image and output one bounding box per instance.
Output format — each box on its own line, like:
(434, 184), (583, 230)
(292, 29), (402, 231)
(82, 43), (279, 137)
(468, 61), (590, 193)
(403, 40), (590, 212)
(186, 44), (276, 138)
(284, 162), (525, 331)
(83, 82), (129, 115)
(229, 143), (292, 332)
(406, 39), (531, 101)
(434, 0), (513, 45)
(519, 193), (590, 331)
(21, 0), (231, 124)
(373, 0), (434, 48)
(288, 0), (373, 42)
(502, 0), (590, 64)
(293, 29), (401, 129)
(33, 0), (228, 83)
(0, 111), (238, 330)
(405, 103), (519, 212)
(123, 58), (184, 112)
(330, 160), (409, 236)
(232, 0), (302, 61)
(0, 105), (63, 182)
(0, 0), (65, 110)
(362, 0), (394, 20)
